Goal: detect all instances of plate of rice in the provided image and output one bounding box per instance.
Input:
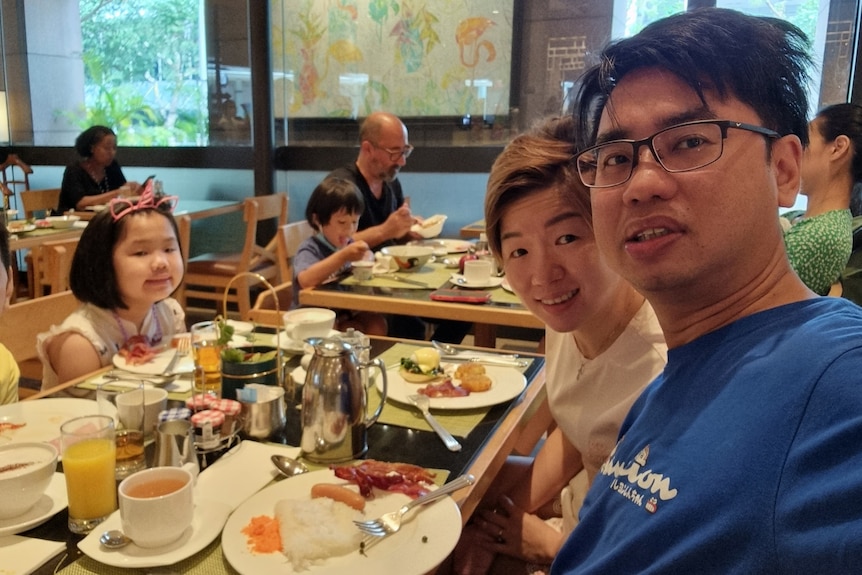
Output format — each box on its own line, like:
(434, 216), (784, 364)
(222, 469), (461, 574)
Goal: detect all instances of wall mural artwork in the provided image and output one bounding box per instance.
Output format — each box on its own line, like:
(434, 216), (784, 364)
(272, 0), (514, 120)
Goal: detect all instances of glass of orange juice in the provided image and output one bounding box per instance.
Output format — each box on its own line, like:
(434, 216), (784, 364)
(60, 414), (117, 534)
(190, 321), (223, 398)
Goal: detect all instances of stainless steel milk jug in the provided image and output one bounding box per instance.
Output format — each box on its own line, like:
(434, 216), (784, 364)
(300, 338), (387, 463)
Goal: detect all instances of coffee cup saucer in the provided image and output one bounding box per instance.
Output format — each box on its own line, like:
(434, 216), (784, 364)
(450, 274), (505, 289)
(77, 499), (231, 568)
(277, 329), (342, 353)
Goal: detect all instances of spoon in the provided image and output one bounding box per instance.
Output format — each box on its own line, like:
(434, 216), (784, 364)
(99, 529), (132, 549)
(431, 340), (458, 355)
(271, 454), (309, 478)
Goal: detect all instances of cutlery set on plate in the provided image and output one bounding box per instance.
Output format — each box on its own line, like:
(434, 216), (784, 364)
(355, 474), (474, 552)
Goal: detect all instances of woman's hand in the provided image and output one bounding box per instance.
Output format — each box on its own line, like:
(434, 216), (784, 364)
(473, 495), (566, 564)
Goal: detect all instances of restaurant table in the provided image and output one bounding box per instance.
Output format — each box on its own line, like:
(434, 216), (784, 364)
(299, 263), (543, 348)
(21, 335), (548, 575)
(460, 219), (485, 239)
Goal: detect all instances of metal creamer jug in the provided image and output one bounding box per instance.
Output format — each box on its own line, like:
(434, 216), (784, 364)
(300, 338), (387, 463)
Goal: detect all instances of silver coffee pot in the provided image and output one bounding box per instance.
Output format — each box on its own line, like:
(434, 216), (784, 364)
(300, 337), (387, 463)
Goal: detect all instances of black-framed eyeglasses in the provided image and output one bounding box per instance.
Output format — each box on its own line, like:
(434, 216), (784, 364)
(576, 120), (780, 189)
(370, 141), (414, 161)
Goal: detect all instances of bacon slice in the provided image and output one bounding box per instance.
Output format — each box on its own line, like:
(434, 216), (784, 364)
(417, 379), (470, 398)
(331, 460), (436, 499)
(118, 335), (158, 366)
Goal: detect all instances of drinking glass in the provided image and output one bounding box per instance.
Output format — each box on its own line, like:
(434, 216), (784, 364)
(97, 381), (146, 480)
(191, 321), (222, 398)
(60, 414), (117, 534)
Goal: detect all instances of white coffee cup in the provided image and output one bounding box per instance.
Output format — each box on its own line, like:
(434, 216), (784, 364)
(283, 307), (336, 342)
(463, 259), (493, 284)
(351, 260), (375, 281)
(117, 387), (168, 439)
(119, 466), (194, 548)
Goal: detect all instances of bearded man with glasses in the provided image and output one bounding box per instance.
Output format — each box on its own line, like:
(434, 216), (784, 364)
(326, 111), (419, 250)
(549, 8), (862, 574)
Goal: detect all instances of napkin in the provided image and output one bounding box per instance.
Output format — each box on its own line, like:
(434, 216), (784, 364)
(194, 440), (301, 511)
(373, 251), (398, 273)
(0, 535), (65, 575)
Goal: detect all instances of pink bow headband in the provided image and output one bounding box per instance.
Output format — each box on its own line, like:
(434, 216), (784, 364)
(108, 180), (178, 221)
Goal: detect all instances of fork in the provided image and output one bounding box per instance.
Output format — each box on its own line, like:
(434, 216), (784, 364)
(353, 474), (474, 537)
(162, 335), (190, 376)
(408, 394), (461, 452)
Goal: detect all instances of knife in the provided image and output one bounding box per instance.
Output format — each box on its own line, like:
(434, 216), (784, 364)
(378, 274), (432, 288)
(441, 355), (529, 367)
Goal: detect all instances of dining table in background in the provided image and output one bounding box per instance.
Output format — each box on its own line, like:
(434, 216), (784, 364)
(459, 219), (485, 239)
(19, 334), (548, 575)
(298, 261), (542, 348)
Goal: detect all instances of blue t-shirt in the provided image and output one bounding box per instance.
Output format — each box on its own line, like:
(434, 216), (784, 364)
(291, 235), (351, 309)
(552, 297), (862, 574)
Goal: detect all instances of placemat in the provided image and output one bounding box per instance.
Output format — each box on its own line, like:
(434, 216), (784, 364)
(339, 263), (453, 289)
(489, 286), (523, 305)
(59, 464), (450, 575)
(372, 344), (490, 438)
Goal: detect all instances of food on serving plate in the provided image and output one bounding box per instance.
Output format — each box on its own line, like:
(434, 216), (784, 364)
(332, 460), (435, 499)
(0, 422), (25, 434)
(418, 379), (471, 398)
(117, 335), (158, 365)
(241, 515), (282, 554)
(35, 219), (52, 229)
(276, 497), (362, 570)
(455, 363), (493, 392)
(7, 221), (31, 233)
(311, 483), (366, 511)
(399, 348), (445, 383)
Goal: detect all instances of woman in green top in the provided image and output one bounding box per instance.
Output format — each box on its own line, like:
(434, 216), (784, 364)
(783, 103), (862, 295)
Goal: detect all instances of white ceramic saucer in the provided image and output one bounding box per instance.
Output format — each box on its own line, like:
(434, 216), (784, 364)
(450, 274), (505, 289)
(0, 473), (67, 537)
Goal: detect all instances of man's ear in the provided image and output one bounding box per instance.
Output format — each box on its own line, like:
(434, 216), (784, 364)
(773, 134), (803, 208)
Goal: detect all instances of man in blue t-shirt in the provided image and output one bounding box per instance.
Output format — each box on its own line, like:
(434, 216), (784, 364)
(551, 9), (862, 574)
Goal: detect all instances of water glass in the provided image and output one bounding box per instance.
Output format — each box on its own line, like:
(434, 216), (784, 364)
(191, 321), (223, 398)
(97, 381), (146, 480)
(60, 415), (117, 534)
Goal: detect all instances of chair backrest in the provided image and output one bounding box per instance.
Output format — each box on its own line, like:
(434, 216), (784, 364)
(20, 188), (61, 219)
(31, 238), (80, 297)
(239, 193), (289, 275)
(0, 290), (78, 383)
(0, 154), (32, 210)
(276, 220), (314, 282)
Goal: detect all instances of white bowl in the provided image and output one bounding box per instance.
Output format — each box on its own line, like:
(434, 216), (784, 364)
(381, 245), (434, 272)
(411, 214), (447, 239)
(0, 442), (58, 519)
(46, 215), (81, 229)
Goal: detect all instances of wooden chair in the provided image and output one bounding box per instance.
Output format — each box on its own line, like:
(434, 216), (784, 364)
(248, 221), (315, 326)
(0, 154), (32, 211)
(27, 237), (79, 298)
(0, 290), (78, 397)
(180, 193), (288, 319)
(20, 188), (61, 219)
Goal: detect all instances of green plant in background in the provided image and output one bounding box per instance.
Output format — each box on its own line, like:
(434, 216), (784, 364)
(64, 0), (207, 145)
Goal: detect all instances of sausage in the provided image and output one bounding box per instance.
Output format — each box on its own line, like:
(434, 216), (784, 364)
(311, 483), (366, 511)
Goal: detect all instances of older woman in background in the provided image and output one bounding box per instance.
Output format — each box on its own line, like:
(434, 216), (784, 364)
(782, 103), (862, 294)
(450, 116), (667, 574)
(59, 125), (141, 213)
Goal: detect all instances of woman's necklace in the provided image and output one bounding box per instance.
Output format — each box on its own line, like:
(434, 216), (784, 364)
(84, 160), (109, 193)
(113, 305), (163, 347)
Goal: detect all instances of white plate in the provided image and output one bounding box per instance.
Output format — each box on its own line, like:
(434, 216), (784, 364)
(222, 469), (461, 575)
(7, 223), (35, 234)
(112, 346), (194, 375)
(380, 364), (527, 410)
(85, 204), (107, 212)
(78, 499), (232, 568)
(449, 274), (504, 289)
(0, 473), (68, 536)
(0, 398), (99, 448)
(409, 239), (471, 254)
(246, 329), (341, 354)
(226, 320), (255, 335)
(72, 220), (89, 229)
(290, 365), (307, 387)
(501, 277), (514, 293)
